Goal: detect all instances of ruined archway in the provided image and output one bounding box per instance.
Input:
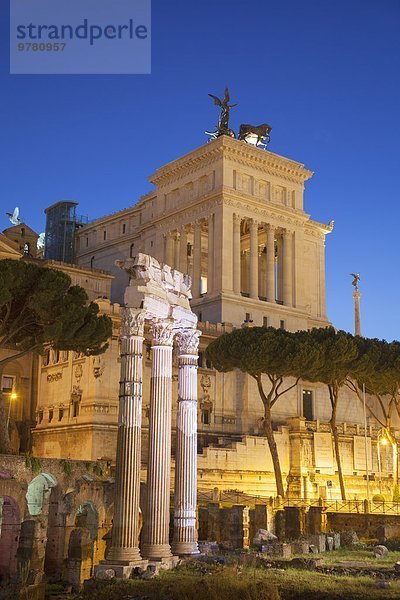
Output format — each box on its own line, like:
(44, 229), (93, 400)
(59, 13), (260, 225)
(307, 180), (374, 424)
(43, 484), (64, 582)
(66, 501), (99, 591)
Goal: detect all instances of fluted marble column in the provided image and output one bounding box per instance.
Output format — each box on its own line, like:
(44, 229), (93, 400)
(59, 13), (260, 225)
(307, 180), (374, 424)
(249, 219), (259, 299)
(106, 308), (145, 564)
(192, 221), (202, 298)
(179, 226), (188, 273)
(172, 329), (201, 555)
(207, 215), (214, 295)
(233, 214), (241, 295)
(141, 320), (174, 560)
(283, 229), (293, 307)
(174, 232), (180, 270)
(165, 232), (174, 266)
(266, 225), (276, 303)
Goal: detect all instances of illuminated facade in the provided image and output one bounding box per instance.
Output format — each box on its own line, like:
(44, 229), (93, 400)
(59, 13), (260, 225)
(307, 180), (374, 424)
(30, 138), (399, 500)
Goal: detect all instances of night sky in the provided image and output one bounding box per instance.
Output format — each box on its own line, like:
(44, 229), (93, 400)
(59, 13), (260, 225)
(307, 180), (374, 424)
(1, 0), (399, 340)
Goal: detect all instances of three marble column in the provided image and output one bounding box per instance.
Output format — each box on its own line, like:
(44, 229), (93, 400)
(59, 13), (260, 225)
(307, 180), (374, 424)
(105, 308), (200, 569)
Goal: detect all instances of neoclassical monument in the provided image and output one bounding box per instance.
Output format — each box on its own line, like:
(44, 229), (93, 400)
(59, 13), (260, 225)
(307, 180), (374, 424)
(4, 135), (397, 503)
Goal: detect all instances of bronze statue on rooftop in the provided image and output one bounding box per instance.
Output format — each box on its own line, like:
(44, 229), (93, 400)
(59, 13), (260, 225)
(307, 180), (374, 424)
(238, 123), (272, 149)
(206, 87), (237, 140)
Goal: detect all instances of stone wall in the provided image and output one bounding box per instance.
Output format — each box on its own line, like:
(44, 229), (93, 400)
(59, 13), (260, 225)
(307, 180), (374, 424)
(327, 512), (400, 540)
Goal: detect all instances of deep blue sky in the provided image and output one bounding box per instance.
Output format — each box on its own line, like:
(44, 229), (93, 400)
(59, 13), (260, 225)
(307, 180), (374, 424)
(1, 0), (399, 340)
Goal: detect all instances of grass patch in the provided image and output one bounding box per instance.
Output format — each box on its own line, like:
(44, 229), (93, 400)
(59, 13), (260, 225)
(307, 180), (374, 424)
(77, 559), (400, 600)
(78, 568), (279, 600)
(317, 547), (400, 568)
(267, 568), (400, 599)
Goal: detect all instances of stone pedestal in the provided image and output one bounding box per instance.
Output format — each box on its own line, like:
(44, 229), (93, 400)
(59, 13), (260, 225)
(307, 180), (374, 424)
(141, 320), (175, 560)
(101, 309), (145, 570)
(353, 290), (361, 336)
(171, 329), (200, 555)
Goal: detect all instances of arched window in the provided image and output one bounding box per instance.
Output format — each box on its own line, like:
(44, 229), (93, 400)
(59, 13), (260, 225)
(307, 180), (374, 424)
(90, 256), (95, 269)
(130, 243), (135, 258)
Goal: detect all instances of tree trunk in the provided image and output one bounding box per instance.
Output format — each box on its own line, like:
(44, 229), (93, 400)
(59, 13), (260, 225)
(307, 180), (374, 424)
(0, 365), (13, 454)
(263, 403), (285, 498)
(0, 388), (13, 455)
(330, 397), (346, 501)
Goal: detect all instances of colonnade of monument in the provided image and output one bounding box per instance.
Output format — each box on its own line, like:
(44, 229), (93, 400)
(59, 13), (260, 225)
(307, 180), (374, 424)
(163, 213), (297, 307)
(96, 254), (200, 576)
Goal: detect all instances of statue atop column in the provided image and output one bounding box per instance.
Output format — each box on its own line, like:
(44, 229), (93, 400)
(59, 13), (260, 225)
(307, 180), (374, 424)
(350, 273), (361, 336)
(206, 87), (237, 140)
(350, 272), (360, 292)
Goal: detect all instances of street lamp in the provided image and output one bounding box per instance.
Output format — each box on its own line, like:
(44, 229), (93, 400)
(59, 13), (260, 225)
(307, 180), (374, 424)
(7, 392), (17, 429)
(377, 430), (393, 495)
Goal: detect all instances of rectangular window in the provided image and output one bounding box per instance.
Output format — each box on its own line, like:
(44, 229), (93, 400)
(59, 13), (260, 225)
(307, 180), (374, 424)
(280, 320), (285, 330)
(1, 376), (14, 393)
(201, 409), (211, 425)
(73, 401), (79, 418)
(302, 389), (314, 421)
(263, 316), (269, 327)
(58, 408), (64, 421)
(86, 237), (89, 247)
(103, 230), (107, 241)
(122, 223), (126, 234)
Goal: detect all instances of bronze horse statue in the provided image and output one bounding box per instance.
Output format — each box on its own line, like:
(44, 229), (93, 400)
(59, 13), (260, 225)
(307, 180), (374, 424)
(238, 123), (272, 148)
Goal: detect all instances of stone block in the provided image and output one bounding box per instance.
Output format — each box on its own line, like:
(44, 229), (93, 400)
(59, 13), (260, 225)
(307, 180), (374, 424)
(310, 534), (326, 553)
(340, 530), (359, 547)
(333, 533), (340, 550)
(95, 568), (115, 580)
(198, 541), (219, 554)
(377, 524), (400, 543)
(292, 540), (310, 555)
(281, 543), (292, 559)
(326, 536), (334, 551)
(253, 528), (277, 547)
(373, 545), (388, 558)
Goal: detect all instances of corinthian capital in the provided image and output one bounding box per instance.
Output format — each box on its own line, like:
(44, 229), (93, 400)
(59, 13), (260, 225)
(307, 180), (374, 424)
(150, 319), (175, 346)
(175, 328), (201, 355)
(120, 308), (146, 337)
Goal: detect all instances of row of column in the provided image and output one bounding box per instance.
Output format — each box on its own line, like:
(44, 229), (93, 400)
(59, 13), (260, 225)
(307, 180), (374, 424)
(234, 215), (293, 306)
(164, 220), (212, 299)
(107, 308), (200, 565)
(163, 214), (294, 307)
